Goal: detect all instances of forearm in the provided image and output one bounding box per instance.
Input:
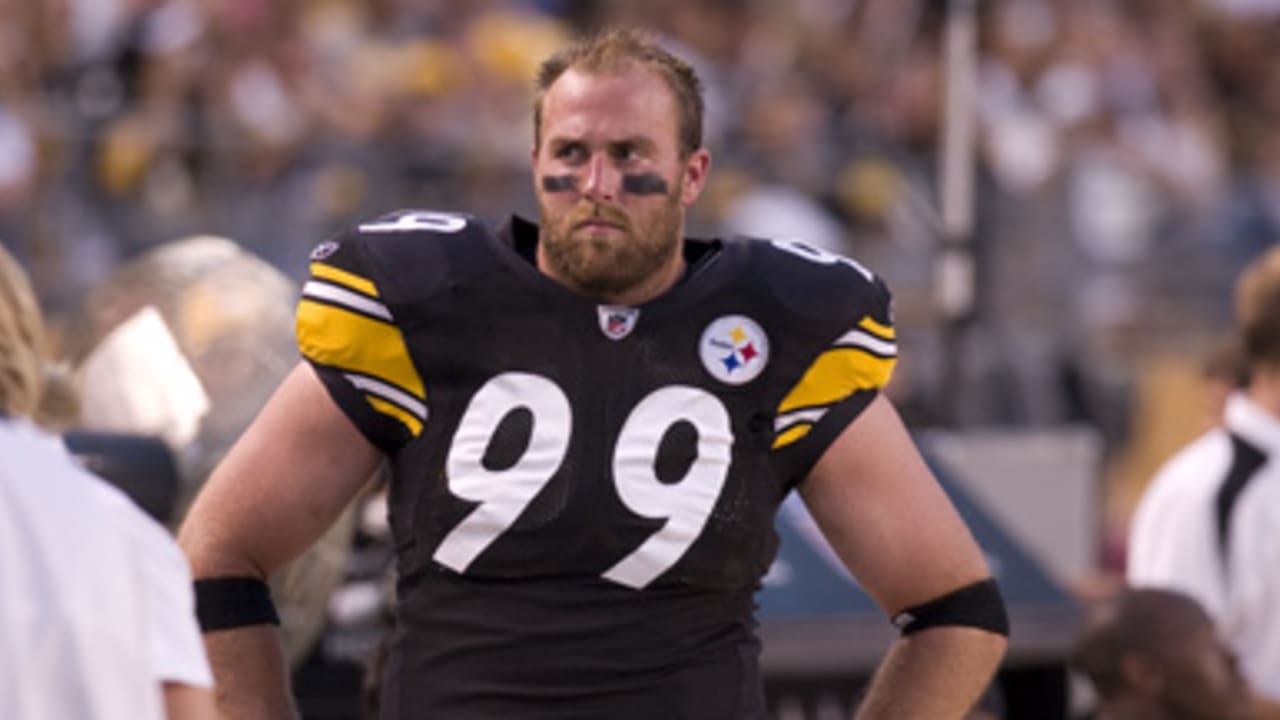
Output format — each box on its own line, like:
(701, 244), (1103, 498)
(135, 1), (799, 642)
(183, 537), (295, 718)
(855, 626), (1006, 720)
(203, 626), (298, 720)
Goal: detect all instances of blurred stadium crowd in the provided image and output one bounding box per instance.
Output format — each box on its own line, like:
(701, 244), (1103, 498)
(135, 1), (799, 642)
(0, 0), (1273, 308)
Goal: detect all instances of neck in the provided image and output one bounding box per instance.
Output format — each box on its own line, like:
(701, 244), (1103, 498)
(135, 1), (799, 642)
(1248, 366), (1280, 418)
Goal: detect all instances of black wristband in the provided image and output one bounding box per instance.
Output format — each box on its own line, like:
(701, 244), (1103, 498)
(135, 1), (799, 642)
(891, 578), (1009, 637)
(194, 576), (280, 632)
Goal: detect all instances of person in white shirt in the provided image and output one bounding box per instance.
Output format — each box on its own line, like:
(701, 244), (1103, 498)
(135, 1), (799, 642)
(0, 245), (216, 720)
(1129, 245), (1280, 716)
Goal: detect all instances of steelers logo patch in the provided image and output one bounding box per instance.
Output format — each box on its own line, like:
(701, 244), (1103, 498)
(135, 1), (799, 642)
(700, 315), (769, 385)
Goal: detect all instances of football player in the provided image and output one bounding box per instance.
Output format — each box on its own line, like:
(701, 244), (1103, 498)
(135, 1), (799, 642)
(180, 28), (1007, 719)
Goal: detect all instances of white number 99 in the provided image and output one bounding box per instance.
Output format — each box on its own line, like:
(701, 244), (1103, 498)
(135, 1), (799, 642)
(433, 373), (733, 589)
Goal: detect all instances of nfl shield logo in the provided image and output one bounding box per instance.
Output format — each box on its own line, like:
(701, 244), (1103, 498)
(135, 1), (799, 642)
(597, 305), (640, 340)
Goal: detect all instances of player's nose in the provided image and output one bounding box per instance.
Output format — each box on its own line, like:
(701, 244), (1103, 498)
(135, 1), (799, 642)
(580, 154), (617, 201)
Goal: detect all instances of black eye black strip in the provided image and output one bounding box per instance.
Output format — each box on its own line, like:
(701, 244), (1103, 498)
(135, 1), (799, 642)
(542, 173), (669, 195)
(541, 175), (578, 192)
(622, 173), (669, 195)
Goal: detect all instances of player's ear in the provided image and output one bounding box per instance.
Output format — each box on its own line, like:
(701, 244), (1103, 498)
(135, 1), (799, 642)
(680, 148), (711, 206)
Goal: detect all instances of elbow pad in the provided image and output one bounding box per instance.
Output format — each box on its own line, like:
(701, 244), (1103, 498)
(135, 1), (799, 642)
(891, 578), (1009, 637)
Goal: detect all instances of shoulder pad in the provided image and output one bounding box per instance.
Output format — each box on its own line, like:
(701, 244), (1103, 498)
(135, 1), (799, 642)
(352, 209), (477, 240)
(750, 237), (889, 322)
(755, 236), (877, 283)
(329, 209), (490, 304)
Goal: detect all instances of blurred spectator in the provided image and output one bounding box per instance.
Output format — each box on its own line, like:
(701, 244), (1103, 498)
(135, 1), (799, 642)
(1128, 245), (1280, 711)
(64, 235), (361, 669)
(1070, 587), (1253, 720)
(1201, 336), (1251, 428)
(0, 243), (215, 720)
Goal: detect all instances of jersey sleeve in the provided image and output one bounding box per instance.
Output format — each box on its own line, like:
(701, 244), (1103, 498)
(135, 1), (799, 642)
(295, 237), (427, 453)
(768, 248), (898, 484)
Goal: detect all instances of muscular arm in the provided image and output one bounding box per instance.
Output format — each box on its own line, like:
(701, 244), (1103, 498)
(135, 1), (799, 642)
(178, 363), (382, 719)
(798, 395), (1007, 719)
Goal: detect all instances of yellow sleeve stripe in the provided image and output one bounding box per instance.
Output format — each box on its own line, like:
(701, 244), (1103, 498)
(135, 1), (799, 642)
(772, 424), (812, 449)
(777, 348), (895, 415)
(297, 300), (425, 400)
(858, 315), (894, 341)
(310, 262), (379, 298)
(367, 396), (424, 436)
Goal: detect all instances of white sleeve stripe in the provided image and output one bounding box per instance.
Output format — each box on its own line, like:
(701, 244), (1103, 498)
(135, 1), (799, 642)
(345, 373), (428, 419)
(834, 329), (897, 357)
(303, 281), (393, 322)
(775, 407), (828, 432)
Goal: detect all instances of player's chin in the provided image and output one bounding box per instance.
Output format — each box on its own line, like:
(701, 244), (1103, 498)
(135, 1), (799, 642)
(566, 255), (644, 296)
(566, 230), (636, 268)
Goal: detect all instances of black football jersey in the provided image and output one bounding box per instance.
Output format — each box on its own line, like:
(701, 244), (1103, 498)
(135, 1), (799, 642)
(296, 211), (897, 719)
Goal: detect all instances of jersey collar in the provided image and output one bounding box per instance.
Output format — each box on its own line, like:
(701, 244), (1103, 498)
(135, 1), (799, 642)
(1225, 392), (1280, 456)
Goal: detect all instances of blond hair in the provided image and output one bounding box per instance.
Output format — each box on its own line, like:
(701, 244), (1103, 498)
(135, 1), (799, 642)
(0, 245), (46, 418)
(1236, 246), (1280, 369)
(532, 27), (705, 157)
